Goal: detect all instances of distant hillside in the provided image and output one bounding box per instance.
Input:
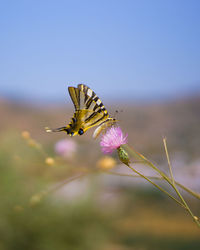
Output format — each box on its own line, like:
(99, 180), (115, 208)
(1, 95), (200, 163)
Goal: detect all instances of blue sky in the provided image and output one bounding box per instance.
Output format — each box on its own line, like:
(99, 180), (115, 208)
(0, 0), (200, 102)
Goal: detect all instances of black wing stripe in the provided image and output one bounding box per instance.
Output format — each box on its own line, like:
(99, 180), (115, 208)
(93, 104), (99, 111)
(68, 87), (80, 110)
(77, 84), (99, 110)
(89, 113), (107, 127)
(88, 100), (96, 111)
(78, 84), (89, 106)
(84, 112), (98, 123)
(75, 88), (80, 107)
(74, 84), (108, 113)
(79, 89), (86, 109)
(93, 96), (99, 102)
(96, 107), (107, 114)
(86, 98), (93, 109)
(91, 92), (96, 99)
(84, 93), (89, 103)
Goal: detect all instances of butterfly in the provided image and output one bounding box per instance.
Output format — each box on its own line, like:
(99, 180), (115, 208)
(46, 84), (116, 138)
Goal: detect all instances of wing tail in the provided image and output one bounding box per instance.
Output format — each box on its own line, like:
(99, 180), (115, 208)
(93, 118), (117, 139)
(45, 126), (68, 133)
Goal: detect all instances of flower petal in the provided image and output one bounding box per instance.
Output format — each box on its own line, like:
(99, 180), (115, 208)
(100, 127), (128, 154)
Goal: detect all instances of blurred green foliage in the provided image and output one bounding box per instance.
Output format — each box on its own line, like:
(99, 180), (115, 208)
(0, 133), (112, 250)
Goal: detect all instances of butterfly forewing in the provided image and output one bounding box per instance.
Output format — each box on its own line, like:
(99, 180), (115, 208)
(77, 85), (110, 128)
(68, 87), (80, 111)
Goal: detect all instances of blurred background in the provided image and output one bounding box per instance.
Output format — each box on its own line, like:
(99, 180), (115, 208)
(0, 0), (200, 249)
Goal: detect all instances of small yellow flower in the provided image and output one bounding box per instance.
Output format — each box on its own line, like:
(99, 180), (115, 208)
(21, 131), (30, 139)
(28, 139), (37, 147)
(29, 194), (42, 206)
(97, 156), (116, 170)
(13, 205), (24, 212)
(45, 157), (55, 166)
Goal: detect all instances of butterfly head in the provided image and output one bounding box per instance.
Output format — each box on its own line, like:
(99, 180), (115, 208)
(69, 129), (84, 136)
(78, 128), (84, 135)
(64, 126), (85, 136)
(45, 126), (85, 136)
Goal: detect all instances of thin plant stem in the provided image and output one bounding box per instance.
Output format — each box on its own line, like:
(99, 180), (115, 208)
(124, 164), (186, 209)
(46, 173), (87, 195)
(163, 137), (175, 186)
(174, 182), (200, 200)
(123, 144), (200, 228)
(163, 139), (200, 227)
(101, 170), (200, 200)
(30, 173), (87, 206)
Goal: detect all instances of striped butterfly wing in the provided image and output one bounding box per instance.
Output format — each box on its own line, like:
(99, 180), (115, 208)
(46, 84), (116, 137)
(68, 84), (111, 133)
(68, 84), (107, 111)
(68, 86), (82, 111)
(92, 118), (116, 139)
(78, 84), (111, 129)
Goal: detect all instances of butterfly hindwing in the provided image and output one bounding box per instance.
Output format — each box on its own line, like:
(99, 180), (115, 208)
(93, 118), (116, 139)
(84, 110), (108, 128)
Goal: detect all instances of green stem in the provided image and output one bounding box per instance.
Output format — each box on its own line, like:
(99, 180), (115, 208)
(125, 164), (186, 209)
(163, 139), (200, 227)
(124, 144), (200, 228)
(171, 181), (200, 227)
(102, 170), (200, 200)
(163, 137), (175, 186)
(47, 173), (87, 194)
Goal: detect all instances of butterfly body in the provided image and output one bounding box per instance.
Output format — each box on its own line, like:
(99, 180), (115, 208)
(46, 84), (116, 138)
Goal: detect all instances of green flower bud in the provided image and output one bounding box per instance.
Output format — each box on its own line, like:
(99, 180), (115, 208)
(117, 146), (130, 165)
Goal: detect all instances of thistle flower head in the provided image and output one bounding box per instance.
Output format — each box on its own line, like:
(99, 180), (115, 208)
(100, 126), (128, 154)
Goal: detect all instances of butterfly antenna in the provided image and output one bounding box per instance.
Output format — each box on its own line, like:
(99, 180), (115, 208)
(110, 109), (119, 121)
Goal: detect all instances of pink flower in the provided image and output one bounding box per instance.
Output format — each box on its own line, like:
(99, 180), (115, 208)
(100, 127), (128, 154)
(55, 139), (77, 159)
